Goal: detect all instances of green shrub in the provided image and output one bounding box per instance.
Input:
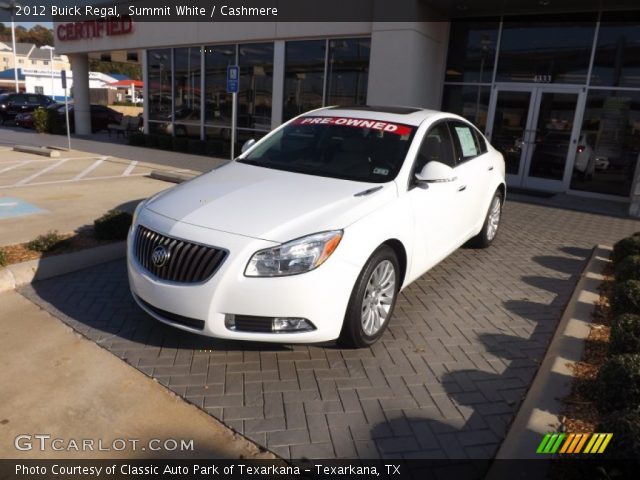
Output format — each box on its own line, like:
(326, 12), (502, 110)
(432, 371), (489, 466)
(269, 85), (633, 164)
(610, 314), (640, 355)
(188, 139), (206, 155)
(598, 406), (640, 460)
(0, 248), (6, 267)
(615, 255), (640, 283)
(31, 107), (49, 133)
(611, 280), (640, 316)
(144, 134), (159, 149)
(596, 354), (640, 412)
(613, 236), (640, 265)
(173, 137), (189, 152)
(157, 135), (172, 150)
(94, 210), (132, 241)
(26, 231), (65, 253)
(128, 132), (145, 146)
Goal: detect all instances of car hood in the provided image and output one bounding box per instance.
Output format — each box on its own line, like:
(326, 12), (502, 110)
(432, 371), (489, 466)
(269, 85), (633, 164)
(145, 162), (396, 242)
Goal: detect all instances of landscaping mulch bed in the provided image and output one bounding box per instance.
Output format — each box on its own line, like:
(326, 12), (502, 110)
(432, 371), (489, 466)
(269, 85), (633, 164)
(0, 231), (113, 266)
(560, 264), (614, 432)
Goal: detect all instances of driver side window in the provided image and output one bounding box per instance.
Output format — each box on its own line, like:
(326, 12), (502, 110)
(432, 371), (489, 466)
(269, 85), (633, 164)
(413, 123), (456, 178)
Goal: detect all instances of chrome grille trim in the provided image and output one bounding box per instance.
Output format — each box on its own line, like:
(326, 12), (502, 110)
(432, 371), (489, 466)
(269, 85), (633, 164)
(133, 225), (227, 284)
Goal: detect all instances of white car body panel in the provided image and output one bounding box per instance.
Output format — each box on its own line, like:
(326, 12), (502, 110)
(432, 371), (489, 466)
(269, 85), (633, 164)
(127, 107), (505, 343)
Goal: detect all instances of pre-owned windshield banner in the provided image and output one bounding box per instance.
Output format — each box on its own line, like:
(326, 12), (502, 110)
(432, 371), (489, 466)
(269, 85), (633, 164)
(292, 117), (413, 136)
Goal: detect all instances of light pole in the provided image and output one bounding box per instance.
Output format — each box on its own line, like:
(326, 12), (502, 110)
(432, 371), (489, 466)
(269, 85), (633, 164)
(41, 45), (55, 98)
(0, 1), (20, 92)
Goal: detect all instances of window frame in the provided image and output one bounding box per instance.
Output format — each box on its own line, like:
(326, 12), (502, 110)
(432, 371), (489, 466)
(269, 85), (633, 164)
(408, 119), (457, 190)
(448, 120), (486, 165)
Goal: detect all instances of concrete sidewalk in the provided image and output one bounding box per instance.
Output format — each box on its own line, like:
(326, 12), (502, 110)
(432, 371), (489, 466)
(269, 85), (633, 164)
(0, 126), (226, 173)
(0, 290), (272, 459)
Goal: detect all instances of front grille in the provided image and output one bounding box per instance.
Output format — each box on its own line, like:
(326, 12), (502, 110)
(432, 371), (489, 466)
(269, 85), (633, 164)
(133, 225), (227, 283)
(135, 295), (205, 330)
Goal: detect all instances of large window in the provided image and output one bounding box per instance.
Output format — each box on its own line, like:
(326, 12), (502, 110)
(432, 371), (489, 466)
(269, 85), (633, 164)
(591, 13), (640, 88)
(496, 15), (597, 84)
(283, 38), (371, 121)
(237, 43), (273, 131)
(204, 44), (235, 129)
(570, 90), (640, 197)
(283, 40), (326, 120)
(445, 19), (499, 83)
(174, 47), (201, 139)
(442, 84), (491, 132)
(326, 38), (370, 106)
(147, 49), (172, 121)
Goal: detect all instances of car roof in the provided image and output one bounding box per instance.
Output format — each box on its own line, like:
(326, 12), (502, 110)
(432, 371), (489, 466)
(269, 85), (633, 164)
(306, 105), (459, 127)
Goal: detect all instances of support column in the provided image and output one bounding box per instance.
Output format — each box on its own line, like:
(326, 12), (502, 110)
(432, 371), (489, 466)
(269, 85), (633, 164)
(69, 53), (91, 135)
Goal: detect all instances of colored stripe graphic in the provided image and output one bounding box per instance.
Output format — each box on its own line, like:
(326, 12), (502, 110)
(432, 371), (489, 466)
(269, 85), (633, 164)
(537, 433), (612, 454)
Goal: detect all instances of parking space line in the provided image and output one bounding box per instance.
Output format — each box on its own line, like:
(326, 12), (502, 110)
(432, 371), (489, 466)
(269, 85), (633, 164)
(72, 157), (107, 180)
(14, 158), (70, 186)
(0, 172), (147, 189)
(122, 161), (139, 176)
(0, 161), (31, 174)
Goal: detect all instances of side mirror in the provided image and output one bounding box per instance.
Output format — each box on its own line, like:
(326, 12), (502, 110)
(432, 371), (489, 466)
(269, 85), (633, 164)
(241, 138), (256, 153)
(414, 162), (457, 184)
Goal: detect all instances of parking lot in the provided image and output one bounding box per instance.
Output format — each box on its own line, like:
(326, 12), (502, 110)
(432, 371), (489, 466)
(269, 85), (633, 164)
(0, 146), (189, 246)
(16, 199), (639, 460)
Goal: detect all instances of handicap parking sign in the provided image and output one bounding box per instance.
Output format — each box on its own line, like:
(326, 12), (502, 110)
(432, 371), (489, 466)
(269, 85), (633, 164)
(227, 65), (239, 93)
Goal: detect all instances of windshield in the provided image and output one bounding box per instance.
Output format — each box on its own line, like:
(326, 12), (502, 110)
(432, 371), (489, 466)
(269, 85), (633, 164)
(238, 116), (417, 183)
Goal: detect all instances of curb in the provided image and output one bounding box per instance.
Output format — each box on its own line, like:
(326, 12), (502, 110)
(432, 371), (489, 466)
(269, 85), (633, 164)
(0, 241), (126, 293)
(13, 145), (60, 157)
(150, 170), (198, 184)
(485, 245), (610, 476)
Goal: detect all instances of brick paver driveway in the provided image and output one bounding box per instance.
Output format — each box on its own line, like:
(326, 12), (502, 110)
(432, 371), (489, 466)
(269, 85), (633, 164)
(19, 199), (639, 460)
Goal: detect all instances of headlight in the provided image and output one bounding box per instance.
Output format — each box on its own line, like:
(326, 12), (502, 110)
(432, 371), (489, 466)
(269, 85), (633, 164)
(245, 230), (343, 277)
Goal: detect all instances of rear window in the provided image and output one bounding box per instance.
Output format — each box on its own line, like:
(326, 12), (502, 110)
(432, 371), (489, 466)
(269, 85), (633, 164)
(239, 116), (417, 183)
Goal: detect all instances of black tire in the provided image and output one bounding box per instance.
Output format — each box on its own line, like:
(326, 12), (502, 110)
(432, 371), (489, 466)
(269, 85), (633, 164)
(470, 189), (503, 248)
(338, 246), (400, 348)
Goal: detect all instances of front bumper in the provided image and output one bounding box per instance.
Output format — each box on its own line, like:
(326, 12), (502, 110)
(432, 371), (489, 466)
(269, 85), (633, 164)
(127, 209), (360, 343)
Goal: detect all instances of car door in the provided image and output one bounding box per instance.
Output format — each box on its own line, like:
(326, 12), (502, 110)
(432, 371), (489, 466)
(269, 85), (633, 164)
(7, 94), (26, 118)
(406, 121), (467, 279)
(448, 120), (491, 239)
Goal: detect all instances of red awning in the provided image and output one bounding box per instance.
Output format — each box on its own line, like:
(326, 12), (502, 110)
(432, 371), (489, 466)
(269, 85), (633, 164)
(109, 80), (143, 88)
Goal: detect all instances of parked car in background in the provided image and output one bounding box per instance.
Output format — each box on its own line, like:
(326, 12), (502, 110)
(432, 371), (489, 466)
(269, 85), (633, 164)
(128, 106), (506, 347)
(48, 103), (123, 133)
(15, 111), (35, 129)
(0, 93), (55, 124)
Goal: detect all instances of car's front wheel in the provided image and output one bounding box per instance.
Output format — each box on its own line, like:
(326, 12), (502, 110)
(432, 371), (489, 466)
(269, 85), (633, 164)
(470, 189), (503, 248)
(339, 246), (400, 348)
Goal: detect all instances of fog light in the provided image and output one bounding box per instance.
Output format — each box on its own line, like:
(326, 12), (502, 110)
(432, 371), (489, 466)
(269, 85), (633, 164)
(272, 317), (315, 332)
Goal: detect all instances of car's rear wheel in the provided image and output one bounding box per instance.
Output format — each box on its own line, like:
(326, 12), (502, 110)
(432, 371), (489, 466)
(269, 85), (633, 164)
(470, 189), (503, 248)
(339, 246), (399, 348)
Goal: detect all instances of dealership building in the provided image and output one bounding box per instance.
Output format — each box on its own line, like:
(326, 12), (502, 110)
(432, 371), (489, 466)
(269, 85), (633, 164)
(53, 2), (640, 206)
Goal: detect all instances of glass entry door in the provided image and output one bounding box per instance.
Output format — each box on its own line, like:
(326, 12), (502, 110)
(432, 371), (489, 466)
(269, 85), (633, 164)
(487, 86), (584, 192)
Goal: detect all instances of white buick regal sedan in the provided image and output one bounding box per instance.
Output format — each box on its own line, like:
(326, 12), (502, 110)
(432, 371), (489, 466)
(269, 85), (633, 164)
(127, 106), (505, 347)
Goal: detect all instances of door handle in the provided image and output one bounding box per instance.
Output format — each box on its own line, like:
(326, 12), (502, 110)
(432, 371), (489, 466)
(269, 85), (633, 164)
(458, 185), (467, 192)
(488, 166), (494, 171)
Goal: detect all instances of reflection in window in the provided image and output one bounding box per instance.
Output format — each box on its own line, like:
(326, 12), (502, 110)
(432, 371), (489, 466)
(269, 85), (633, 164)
(496, 15), (596, 84)
(326, 38), (370, 106)
(147, 49), (172, 121)
(238, 43), (273, 131)
(283, 40), (325, 121)
(445, 19), (499, 83)
(591, 14), (640, 88)
(174, 47), (201, 138)
(442, 84), (491, 132)
(204, 44), (235, 127)
(570, 90), (640, 197)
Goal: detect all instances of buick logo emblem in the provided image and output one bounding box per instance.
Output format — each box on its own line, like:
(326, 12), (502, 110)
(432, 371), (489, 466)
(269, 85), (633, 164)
(151, 245), (170, 268)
